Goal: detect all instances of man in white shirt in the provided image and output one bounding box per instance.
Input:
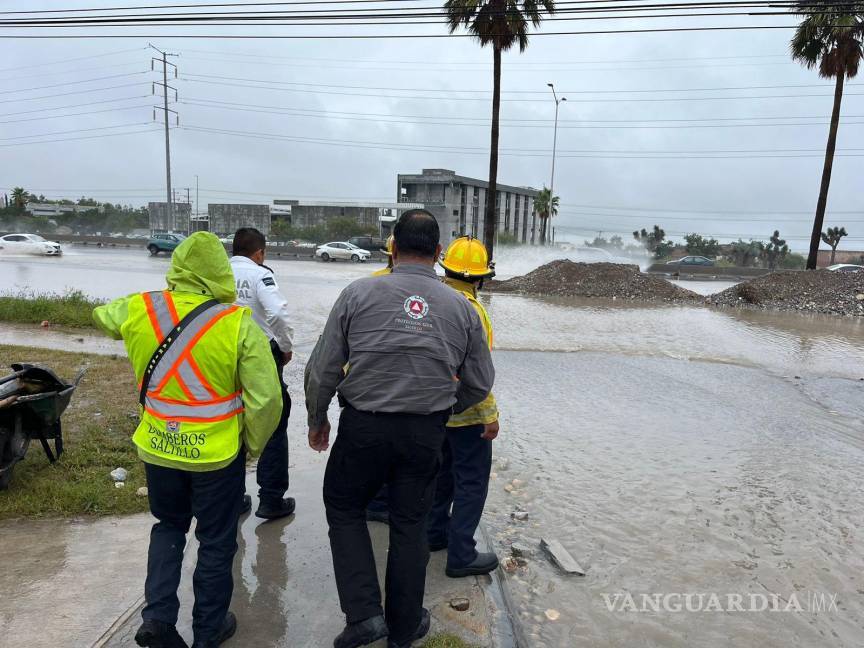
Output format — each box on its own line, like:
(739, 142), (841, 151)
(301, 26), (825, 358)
(230, 227), (296, 519)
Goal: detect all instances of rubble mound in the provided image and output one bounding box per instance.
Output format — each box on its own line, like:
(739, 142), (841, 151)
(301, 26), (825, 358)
(487, 260), (701, 302)
(708, 269), (864, 316)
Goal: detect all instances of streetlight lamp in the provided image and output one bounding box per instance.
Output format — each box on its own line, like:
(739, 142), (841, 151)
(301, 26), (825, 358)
(548, 83), (566, 245)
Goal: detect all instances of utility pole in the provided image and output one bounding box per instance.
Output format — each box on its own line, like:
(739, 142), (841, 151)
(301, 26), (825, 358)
(150, 44), (179, 232)
(547, 83), (566, 247)
(195, 174), (199, 218)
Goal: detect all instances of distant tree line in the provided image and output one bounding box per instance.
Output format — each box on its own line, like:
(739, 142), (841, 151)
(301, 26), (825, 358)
(270, 216), (377, 244)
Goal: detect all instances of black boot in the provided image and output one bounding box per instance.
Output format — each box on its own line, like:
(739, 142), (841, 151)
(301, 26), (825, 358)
(333, 614), (388, 648)
(240, 494), (252, 516)
(387, 608), (430, 648)
(446, 552), (499, 578)
(135, 619), (188, 648)
(191, 612), (237, 648)
(256, 496), (296, 520)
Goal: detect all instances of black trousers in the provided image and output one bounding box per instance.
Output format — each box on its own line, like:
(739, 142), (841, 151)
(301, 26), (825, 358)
(323, 406), (447, 644)
(142, 452), (245, 644)
(256, 341), (292, 503)
(427, 424), (493, 567)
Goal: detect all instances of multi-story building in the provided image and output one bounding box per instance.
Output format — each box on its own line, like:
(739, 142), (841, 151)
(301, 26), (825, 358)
(396, 169), (540, 246)
(272, 200), (424, 238)
(207, 204), (272, 237)
(148, 202), (191, 234)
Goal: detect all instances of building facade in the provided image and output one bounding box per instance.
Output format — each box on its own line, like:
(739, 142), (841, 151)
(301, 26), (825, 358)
(208, 203), (271, 237)
(148, 202), (191, 234)
(272, 200), (424, 237)
(396, 169), (540, 246)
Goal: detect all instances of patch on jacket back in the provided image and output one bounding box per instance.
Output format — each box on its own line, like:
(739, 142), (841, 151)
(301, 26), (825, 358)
(262, 277), (276, 287)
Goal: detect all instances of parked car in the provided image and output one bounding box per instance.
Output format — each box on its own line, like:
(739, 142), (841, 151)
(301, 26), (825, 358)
(666, 255), (715, 267)
(147, 233), (186, 256)
(348, 236), (386, 252)
(316, 241), (371, 263)
(0, 233), (62, 256)
(828, 264), (864, 273)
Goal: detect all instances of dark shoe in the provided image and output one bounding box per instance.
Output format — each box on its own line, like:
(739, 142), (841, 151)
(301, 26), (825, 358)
(446, 552), (499, 578)
(365, 509), (389, 524)
(333, 614), (388, 648)
(256, 496), (296, 519)
(135, 619), (188, 648)
(240, 494), (252, 516)
(428, 538), (448, 552)
(191, 611), (237, 648)
(387, 608), (430, 648)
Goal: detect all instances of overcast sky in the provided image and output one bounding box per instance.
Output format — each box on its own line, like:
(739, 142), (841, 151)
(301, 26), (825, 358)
(0, 1), (862, 251)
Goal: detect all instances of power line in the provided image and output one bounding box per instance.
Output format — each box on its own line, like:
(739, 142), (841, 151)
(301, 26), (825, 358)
(0, 83), (152, 104)
(3, 71), (150, 94)
(0, 94), (150, 117)
(0, 122), (154, 141)
(0, 126), (162, 148)
(0, 104), (153, 124)
(0, 46), (143, 72)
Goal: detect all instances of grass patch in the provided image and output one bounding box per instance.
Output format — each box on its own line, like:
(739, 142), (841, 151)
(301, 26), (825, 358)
(421, 635), (479, 648)
(0, 344), (147, 519)
(0, 290), (103, 328)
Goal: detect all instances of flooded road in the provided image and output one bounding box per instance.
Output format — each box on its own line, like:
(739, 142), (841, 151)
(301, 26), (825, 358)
(3, 247), (864, 647)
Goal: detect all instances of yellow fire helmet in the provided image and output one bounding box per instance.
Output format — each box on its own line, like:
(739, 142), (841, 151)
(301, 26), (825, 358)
(439, 236), (496, 279)
(381, 235), (394, 256)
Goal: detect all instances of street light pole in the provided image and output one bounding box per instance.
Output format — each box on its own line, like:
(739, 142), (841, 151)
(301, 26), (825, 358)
(547, 83), (566, 246)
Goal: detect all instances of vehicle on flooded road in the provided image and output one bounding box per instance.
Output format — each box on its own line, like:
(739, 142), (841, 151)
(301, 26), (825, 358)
(666, 255), (715, 267)
(315, 241), (371, 263)
(147, 233), (186, 256)
(828, 263), (864, 273)
(0, 233), (62, 256)
(348, 235), (386, 252)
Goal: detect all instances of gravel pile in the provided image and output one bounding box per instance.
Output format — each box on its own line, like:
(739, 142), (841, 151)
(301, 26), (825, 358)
(708, 270), (864, 316)
(487, 260), (701, 302)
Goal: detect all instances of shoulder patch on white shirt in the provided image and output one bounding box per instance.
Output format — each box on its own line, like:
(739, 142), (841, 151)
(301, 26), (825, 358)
(262, 277), (276, 287)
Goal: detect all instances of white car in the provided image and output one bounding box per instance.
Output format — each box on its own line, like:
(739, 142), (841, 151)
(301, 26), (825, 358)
(315, 241), (371, 263)
(828, 264), (864, 273)
(0, 233), (62, 256)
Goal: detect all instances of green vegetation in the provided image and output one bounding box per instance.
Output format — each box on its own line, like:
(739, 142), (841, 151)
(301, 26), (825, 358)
(534, 187), (559, 245)
(444, 0), (555, 259)
(0, 345), (146, 519)
(497, 231), (521, 246)
(758, 230), (789, 270)
(684, 233), (720, 258)
(421, 635), (479, 648)
(0, 291), (103, 329)
(790, 2), (863, 269)
(633, 225), (672, 259)
(821, 226), (849, 265)
(271, 216), (377, 244)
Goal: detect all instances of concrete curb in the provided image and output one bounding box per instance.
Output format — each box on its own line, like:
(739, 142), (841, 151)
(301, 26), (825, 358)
(478, 524), (530, 648)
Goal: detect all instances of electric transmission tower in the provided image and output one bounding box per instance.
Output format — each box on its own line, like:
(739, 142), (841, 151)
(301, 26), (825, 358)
(150, 43), (179, 232)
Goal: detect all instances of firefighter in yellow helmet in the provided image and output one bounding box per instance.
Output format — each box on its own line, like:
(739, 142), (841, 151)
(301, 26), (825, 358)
(427, 236), (501, 577)
(371, 235), (394, 277)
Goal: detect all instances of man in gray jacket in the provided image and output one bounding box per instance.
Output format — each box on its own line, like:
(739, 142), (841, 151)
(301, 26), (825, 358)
(305, 210), (495, 648)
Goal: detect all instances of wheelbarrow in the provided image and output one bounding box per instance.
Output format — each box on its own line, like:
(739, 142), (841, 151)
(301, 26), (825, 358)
(0, 363), (83, 490)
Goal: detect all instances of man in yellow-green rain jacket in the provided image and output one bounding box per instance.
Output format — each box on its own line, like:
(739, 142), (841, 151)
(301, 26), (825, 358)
(93, 232), (281, 648)
(427, 236), (501, 578)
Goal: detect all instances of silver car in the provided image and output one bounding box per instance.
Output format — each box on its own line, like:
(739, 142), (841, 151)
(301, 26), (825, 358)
(0, 233), (62, 256)
(315, 242), (371, 263)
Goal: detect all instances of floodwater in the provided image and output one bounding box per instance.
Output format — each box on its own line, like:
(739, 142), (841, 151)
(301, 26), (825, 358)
(3, 247), (864, 647)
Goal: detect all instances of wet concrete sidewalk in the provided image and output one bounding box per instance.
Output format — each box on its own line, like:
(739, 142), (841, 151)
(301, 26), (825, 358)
(95, 460), (504, 648)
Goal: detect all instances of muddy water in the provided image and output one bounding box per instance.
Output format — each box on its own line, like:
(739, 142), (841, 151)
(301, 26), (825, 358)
(3, 248), (864, 647)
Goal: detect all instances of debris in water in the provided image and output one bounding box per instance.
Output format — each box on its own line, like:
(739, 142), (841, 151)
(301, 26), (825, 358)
(449, 597), (470, 612)
(504, 484), (515, 493)
(502, 557), (519, 573)
(511, 542), (532, 557)
(545, 609), (561, 621)
(496, 457), (510, 471)
(511, 510), (529, 521)
(540, 538), (586, 576)
(110, 467), (128, 482)
(511, 478), (524, 488)
(40, 320), (50, 328)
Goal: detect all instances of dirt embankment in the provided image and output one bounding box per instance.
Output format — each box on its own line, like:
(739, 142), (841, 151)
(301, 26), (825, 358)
(487, 260), (701, 303)
(708, 269), (864, 316)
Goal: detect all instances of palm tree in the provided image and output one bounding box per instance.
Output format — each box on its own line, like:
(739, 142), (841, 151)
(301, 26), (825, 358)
(10, 187), (28, 212)
(790, 1), (863, 269)
(821, 225), (848, 264)
(445, 0), (555, 259)
(534, 186), (558, 245)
